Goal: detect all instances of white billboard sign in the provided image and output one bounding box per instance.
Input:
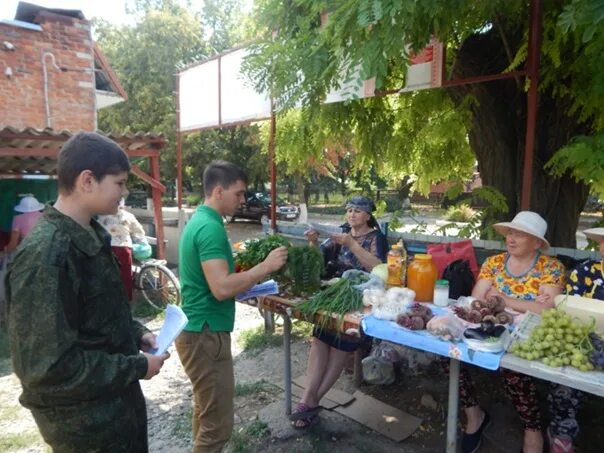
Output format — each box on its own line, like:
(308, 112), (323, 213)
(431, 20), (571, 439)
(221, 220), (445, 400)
(178, 48), (271, 132)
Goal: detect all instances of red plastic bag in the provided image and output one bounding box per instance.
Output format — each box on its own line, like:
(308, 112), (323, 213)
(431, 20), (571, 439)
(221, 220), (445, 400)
(426, 240), (479, 279)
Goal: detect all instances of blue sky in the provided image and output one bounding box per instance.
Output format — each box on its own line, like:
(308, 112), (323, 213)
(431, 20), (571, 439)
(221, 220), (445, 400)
(1, 1), (253, 24)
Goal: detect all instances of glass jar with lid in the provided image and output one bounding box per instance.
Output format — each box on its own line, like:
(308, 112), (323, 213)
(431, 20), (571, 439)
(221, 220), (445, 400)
(407, 253), (438, 302)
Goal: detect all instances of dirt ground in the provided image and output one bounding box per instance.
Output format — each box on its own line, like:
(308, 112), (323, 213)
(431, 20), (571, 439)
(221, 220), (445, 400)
(2, 221), (604, 452)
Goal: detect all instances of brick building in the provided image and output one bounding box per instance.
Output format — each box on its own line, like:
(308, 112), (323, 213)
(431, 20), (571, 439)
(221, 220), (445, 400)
(0, 1), (127, 130)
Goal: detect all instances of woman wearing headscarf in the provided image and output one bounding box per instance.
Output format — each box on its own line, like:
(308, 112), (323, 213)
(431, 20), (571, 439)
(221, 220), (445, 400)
(290, 195), (388, 428)
(459, 211), (565, 453)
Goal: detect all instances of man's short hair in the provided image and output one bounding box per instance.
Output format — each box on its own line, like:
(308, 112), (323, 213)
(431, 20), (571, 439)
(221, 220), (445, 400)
(203, 160), (247, 195)
(57, 132), (130, 193)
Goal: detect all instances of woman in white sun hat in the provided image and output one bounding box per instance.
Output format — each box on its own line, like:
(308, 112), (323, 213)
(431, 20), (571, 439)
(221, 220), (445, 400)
(457, 211), (566, 453)
(545, 227), (604, 453)
(5, 195), (45, 252)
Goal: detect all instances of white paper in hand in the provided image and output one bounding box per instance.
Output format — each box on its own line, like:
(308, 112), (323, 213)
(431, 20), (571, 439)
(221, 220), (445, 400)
(307, 221), (341, 236)
(152, 304), (188, 355)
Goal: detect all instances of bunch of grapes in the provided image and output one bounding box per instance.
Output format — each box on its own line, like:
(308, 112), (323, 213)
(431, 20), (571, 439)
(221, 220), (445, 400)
(509, 309), (595, 372)
(589, 332), (604, 369)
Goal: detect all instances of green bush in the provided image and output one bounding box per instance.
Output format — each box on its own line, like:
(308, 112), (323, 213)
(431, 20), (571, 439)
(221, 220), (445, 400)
(161, 197), (177, 207)
(445, 204), (476, 222)
(383, 196), (403, 212)
(186, 194), (202, 206)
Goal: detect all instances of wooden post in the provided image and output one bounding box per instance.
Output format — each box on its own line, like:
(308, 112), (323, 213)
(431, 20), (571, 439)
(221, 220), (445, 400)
(150, 154), (165, 259)
(520, 0), (542, 210)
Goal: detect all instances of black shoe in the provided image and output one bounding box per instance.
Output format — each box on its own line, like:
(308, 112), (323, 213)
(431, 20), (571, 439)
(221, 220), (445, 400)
(461, 411), (491, 453)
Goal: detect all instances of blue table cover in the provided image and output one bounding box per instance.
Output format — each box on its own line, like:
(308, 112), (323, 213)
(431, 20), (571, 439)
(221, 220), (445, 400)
(361, 310), (505, 371)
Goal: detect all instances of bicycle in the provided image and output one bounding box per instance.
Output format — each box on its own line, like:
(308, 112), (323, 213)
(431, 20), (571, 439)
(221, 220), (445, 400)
(133, 257), (181, 310)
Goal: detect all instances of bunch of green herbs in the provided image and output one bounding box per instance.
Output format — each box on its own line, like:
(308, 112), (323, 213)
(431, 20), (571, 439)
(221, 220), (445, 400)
(296, 277), (364, 332)
(286, 245), (324, 296)
(235, 234), (290, 270)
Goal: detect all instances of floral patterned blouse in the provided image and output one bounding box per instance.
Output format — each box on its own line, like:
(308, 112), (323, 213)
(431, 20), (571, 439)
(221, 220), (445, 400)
(478, 253), (566, 301)
(566, 260), (604, 300)
(97, 208), (147, 248)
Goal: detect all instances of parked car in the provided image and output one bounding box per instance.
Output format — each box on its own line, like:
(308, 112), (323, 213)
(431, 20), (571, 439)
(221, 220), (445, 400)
(227, 192), (299, 223)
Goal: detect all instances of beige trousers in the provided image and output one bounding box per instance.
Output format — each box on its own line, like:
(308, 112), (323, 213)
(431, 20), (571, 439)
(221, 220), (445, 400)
(176, 327), (234, 453)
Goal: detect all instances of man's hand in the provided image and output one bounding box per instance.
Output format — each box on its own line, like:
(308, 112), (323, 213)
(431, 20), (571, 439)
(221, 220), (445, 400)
(143, 352), (170, 379)
(262, 246), (288, 273)
(140, 332), (158, 353)
(330, 233), (354, 248)
(304, 229), (319, 246)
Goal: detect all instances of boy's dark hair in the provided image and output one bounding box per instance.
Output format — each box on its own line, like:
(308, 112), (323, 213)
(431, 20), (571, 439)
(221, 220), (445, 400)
(203, 160), (247, 195)
(57, 132), (130, 193)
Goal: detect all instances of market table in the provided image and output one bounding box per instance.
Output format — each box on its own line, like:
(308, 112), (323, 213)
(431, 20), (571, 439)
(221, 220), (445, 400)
(238, 296), (604, 453)
(362, 312), (604, 453)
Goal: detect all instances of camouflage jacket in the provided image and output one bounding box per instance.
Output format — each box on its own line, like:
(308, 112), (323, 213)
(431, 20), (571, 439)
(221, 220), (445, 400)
(5, 206), (149, 410)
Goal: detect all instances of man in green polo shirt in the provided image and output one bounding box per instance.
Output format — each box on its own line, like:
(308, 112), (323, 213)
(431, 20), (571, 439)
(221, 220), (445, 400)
(176, 160), (287, 453)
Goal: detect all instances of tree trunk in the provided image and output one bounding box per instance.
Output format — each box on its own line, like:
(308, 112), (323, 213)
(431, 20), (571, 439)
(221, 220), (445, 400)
(448, 25), (590, 247)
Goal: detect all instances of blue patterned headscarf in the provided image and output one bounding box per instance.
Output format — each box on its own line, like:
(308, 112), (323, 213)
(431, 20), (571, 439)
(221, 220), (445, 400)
(345, 195), (375, 214)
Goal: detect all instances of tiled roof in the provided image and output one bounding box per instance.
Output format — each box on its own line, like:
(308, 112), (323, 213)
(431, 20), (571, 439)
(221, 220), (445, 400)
(0, 127), (166, 175)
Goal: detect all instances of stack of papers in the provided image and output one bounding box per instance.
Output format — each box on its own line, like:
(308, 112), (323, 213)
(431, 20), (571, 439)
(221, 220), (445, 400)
(237, 279), (279, 301)
(151, 304), (188, 356)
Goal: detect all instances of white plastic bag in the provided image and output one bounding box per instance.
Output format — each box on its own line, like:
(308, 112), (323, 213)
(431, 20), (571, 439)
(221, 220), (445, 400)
(362, 355), (395, 385)
(342, 269), (384, 291)
(426, 314), (465, 342)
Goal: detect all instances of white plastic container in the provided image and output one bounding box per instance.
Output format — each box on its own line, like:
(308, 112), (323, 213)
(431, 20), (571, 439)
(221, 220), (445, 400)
(433, 280), (450, 307)
(554, 295), (604, 333)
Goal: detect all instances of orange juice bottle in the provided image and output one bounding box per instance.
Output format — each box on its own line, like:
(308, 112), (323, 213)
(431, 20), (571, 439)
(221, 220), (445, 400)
(407, 253), (438, 302)
(387, 244), (402, 286)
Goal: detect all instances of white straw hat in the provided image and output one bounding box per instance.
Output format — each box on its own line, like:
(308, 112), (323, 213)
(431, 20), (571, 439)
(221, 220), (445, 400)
(493, 211), (550, 249)
(14, 196), (45, 213)
(583, 227), (604, 242)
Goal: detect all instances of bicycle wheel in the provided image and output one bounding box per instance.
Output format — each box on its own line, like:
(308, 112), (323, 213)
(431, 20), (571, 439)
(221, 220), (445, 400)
(136, 264), (181, 310)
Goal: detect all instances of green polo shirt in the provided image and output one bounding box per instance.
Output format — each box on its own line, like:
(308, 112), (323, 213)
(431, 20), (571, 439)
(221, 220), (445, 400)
(179, 204), (235, 332)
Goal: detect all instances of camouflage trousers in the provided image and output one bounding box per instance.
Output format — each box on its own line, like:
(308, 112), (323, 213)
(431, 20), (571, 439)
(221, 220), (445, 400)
(29, 383), (148, 453)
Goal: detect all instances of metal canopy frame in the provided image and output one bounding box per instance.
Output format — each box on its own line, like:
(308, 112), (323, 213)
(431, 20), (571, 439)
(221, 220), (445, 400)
(0, 127), (168, 259)
(175, 0), (542, 226)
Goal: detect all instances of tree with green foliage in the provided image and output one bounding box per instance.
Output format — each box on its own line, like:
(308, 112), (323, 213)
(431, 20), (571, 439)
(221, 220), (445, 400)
(244, 0), (604, 247)
(95, 0), (265, 192)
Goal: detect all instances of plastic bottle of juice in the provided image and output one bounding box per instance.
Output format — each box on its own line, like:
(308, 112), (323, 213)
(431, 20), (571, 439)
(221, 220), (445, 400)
(387, 244), (402, 286)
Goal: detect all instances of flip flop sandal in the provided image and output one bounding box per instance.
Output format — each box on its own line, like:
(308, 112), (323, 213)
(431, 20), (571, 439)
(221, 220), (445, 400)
(289, 403), (321, 421)
(291, 413), (320, 430)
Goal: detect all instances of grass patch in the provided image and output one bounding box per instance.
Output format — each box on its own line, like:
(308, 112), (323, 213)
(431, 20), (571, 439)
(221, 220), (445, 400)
(238, 326), (282, 356)
(238, 320), (313, 356)
(226, 420), (270, 453)
(0, 431), (46, 452)
(171, 405), (193, 440)
(0, 328), (10, 359)
(234, 379), (278, 398)
(130, 298), (165, 321)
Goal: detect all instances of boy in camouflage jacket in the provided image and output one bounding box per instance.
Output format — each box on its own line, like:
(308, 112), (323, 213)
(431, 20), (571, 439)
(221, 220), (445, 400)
(5, 132), (170, 452)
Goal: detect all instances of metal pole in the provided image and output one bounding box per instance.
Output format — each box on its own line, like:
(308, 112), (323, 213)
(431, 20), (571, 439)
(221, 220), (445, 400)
(520, 0), (542, 210)
(283, 314), (292, 415)
(268, 105), (277, 232)
(446, 358), (460, 453)
(175, 74), (183, 210)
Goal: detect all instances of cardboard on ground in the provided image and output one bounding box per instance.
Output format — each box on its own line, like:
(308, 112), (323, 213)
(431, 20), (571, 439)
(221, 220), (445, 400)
(290, 376), (422, 441)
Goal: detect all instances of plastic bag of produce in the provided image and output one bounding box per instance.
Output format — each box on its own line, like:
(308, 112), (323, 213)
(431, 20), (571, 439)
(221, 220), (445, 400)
(362, 355), (395, 385)
(342, 269), (384, 291)
(426, 314), (465, 341)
